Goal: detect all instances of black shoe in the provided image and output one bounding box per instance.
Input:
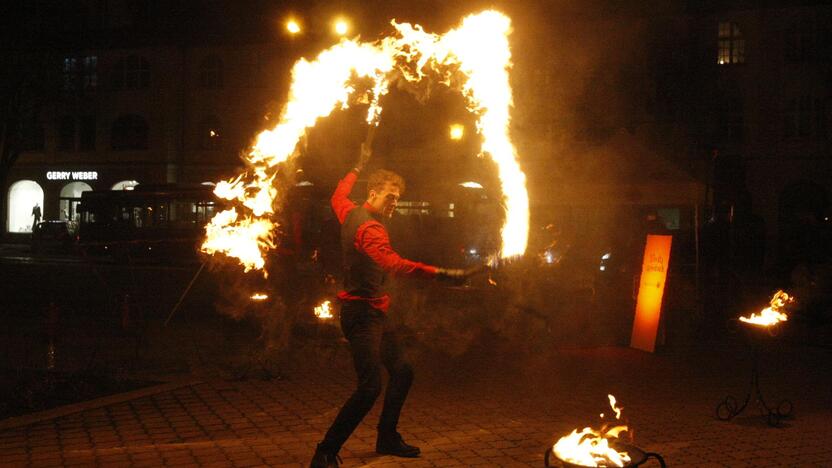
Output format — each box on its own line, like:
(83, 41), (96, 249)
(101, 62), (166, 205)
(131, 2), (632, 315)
(310, 445), (341, 468)
(376, 431), (421, 458)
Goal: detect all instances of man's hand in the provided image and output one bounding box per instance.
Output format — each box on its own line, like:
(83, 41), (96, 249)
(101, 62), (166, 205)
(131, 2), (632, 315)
(355, 142), (372, 173)
(436, 268), (468, 286)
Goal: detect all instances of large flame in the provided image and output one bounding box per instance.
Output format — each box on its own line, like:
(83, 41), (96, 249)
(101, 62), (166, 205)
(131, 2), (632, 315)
(553, 394), (631, 467)
(739, 290), (794, 327)
(201, 10), (529, 273)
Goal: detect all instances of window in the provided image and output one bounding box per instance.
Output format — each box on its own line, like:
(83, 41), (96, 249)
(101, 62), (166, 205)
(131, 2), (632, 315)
(111, 55), (150, 89)
(62, 55), (97, 92)
(718, 22), (745, 65)
(199, 116), (222, 150)
(111, 114), (148, 150)
(786, 20), (816, 63)
(719, 96), (744, 141)
(784, 96), (823, 138)
(21, 118), (45, 151)
(199, 55), (223, 88)
(79, 116), (96, 150)
(58, 116), (76, 151)
(62, 56), (78, 91)
(82, 56), (98, 90)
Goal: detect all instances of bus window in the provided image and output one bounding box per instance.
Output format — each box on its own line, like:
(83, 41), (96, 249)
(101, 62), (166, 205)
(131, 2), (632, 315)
(170, 200), (195, 227)
(195, 202), (216, 223)
(156, 203), (168, 225)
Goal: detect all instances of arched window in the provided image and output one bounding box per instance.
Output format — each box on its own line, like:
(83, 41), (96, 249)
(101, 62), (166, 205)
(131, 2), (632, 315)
(7, 180), (44, 233)
(200, 55), (223, 88)
(199, 116), (223, 150)
(111, 114), (149, 150)
(718, 22), (745, 65)
(59, 182), (93, 222)
(58, 116), (76, 151)
(111, 55), (150, 89)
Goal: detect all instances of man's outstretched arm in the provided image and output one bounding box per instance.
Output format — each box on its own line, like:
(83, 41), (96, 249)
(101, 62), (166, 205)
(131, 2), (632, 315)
(358, 223), (438, 278)
(358, 224), (475, 284)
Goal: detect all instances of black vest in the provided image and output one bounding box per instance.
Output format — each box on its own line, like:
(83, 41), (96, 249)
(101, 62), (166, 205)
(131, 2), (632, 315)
(341, 206), (387, 297)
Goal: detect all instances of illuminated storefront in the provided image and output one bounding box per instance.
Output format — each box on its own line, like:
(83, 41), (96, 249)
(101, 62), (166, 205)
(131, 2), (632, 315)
(3, 166), (161, 236)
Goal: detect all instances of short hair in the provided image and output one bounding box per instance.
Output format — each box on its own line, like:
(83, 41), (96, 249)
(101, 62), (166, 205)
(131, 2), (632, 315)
(367, 169), (405, 195)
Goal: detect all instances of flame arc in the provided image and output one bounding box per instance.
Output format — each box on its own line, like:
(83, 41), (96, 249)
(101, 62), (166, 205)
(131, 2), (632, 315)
(202, 11), (529, 272)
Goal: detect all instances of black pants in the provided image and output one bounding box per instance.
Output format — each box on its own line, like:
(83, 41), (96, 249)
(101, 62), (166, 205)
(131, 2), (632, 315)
(319, 301), (414, 454)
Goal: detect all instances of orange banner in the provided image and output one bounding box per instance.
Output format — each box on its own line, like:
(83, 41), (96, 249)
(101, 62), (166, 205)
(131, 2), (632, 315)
(630, 235), (672, 353)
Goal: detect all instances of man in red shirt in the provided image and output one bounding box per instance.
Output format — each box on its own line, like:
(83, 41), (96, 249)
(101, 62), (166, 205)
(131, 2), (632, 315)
(311, 144), (468, 467)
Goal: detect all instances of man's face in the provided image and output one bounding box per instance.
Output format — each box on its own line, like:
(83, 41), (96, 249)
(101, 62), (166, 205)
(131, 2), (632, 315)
(368, 182), (400, 218)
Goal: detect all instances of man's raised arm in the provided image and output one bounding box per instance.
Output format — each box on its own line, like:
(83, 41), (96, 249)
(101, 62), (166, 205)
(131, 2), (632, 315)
(331, 170), (358, 224)
(331, 143), (373, 224)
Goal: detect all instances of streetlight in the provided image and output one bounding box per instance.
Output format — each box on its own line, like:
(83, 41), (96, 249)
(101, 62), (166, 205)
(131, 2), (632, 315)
(286, 18), (302, 35)
(449, 123), (465, 141)
(333, 17), (350, 36)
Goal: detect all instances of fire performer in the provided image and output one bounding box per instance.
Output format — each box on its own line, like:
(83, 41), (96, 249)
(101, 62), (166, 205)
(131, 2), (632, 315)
(311, 143), (471, 467)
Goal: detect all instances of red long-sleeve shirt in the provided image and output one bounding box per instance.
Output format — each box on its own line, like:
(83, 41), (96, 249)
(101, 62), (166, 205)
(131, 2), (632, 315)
(331, 170), (438, 312)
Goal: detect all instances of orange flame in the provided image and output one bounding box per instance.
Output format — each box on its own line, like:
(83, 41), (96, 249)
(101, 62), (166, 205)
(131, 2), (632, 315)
(201, 10), (528, 274)
(314, 300), (333, 320)
(739, 290), (793, 327)
(553, 394), (631, 467)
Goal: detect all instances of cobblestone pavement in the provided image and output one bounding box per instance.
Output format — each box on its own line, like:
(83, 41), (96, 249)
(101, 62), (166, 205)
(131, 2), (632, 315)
(1, 340), (831, 467)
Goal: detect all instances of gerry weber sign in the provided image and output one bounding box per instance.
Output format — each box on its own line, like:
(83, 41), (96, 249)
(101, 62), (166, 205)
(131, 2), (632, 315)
(46, 171), (98, 181)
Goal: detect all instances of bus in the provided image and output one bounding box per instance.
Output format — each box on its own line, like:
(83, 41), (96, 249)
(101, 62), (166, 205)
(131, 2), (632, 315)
(77, 184), (221, 261)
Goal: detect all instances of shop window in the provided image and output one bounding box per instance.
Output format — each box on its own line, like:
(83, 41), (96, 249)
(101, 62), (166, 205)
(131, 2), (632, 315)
(200, 55), (224, 89)
(7, 180), (44, 233)
(199, 116), (223, 150)
(718, 22), (745, 65)
(58, 116), (76, 151)
(111, 55), (150, 90)
(111, 114), (148, 150)
(79, 116), (96, 151)
(59, 182), (92, 222)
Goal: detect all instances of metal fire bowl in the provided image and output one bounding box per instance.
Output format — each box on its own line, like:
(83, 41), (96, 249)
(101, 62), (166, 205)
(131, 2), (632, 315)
(544, 443), (666, 468)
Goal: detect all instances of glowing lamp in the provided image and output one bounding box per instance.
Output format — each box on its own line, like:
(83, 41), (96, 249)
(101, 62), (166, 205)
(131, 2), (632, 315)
(449, 123), (465, 140)
(630, 235), (672, 353)
(334, 18), (350, 36)
(286, 19), (301, 35)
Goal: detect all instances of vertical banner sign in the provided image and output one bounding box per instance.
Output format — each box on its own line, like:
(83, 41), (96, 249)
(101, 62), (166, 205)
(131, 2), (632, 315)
(630, 235), (672, 353)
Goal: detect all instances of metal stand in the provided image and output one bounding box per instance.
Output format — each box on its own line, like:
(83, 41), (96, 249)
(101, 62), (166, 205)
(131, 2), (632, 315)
(716, 328), (793, 426)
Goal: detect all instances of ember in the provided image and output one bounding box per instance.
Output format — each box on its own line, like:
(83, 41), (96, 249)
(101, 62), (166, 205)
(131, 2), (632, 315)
(314, 300), (333, 320)
(739, 290), (793, 327)
(250, 293), (269, 301)
(552, 394), (631, 467)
